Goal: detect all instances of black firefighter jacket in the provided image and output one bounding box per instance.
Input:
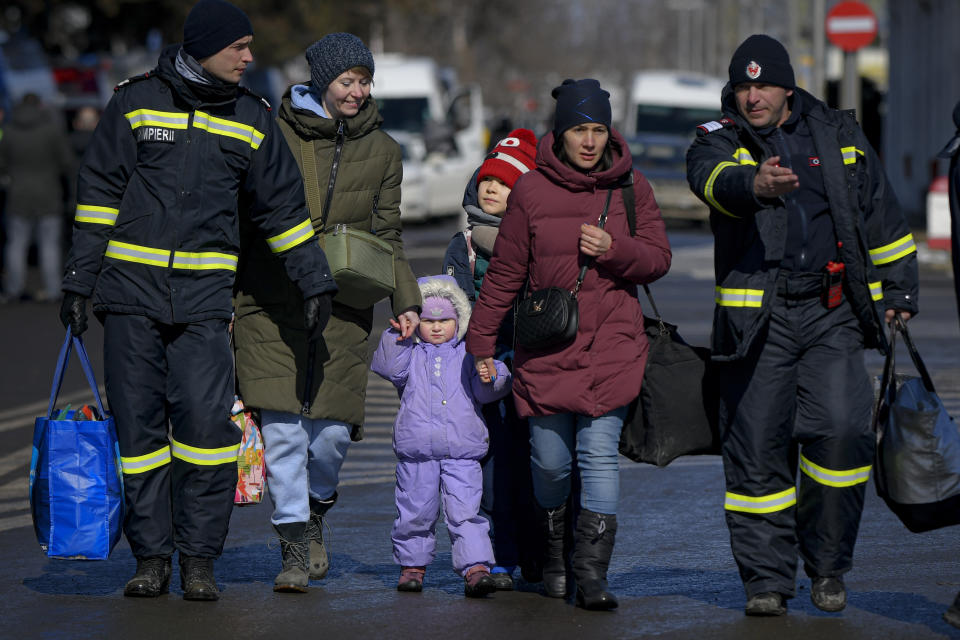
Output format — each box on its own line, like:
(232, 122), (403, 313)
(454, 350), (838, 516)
(63, 45), (336, 323)
(686, 86), (918, 361)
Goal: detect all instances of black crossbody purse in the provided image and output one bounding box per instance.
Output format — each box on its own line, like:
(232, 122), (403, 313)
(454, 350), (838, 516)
(514, 189), (612, 351)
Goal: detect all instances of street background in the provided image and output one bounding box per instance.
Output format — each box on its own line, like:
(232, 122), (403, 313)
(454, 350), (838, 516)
(1, 221), (958, 639)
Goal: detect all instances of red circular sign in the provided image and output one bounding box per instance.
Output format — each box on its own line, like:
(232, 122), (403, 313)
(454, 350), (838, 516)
(826, 1), (878, 52)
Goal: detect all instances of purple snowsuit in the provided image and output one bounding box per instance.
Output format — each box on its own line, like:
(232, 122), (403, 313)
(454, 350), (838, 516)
(371, 277), (511, 575)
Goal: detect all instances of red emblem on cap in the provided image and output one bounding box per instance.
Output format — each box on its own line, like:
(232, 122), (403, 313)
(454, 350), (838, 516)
(746, 61), (761, 80)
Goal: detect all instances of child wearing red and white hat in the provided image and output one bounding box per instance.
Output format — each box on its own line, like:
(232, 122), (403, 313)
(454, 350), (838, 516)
(441, 128), (540, 591)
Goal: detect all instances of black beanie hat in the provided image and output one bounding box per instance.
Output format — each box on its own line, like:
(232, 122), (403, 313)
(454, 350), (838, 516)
(305, 33), (375, 91)
(183, 0), (254, 61)
(551, 79), (612, 138)
(728, 34), (795, 89)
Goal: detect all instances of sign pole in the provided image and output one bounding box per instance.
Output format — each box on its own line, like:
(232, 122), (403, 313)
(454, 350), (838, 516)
(841, 51), (859, 113)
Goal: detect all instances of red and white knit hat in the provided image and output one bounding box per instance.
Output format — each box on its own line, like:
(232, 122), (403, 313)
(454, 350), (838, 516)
(477, 128), (538, 190)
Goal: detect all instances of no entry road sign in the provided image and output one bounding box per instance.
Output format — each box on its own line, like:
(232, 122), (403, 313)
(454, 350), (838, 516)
(826, 1), (878, 52)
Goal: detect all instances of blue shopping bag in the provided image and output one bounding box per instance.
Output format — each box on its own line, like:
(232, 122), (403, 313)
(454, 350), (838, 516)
(29, 328), (123, 559)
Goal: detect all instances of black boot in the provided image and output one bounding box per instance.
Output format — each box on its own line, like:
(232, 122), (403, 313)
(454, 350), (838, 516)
(572, 509), (618, 610)
(537, 503), (568, 598)
(179, 555), (219, 601)
(124, 556), (172, 597)
(273, 522), (310, 593)
(306, 492), (337, 580)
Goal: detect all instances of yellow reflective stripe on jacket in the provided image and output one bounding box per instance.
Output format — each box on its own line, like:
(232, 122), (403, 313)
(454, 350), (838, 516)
(840, 146), (864, 165)
(869, 233), (917, 266)
(265, 218), (315, 253)
(75, 204), (119, 226)
(799, 453), (871, 488)
(193, 111), (265, 150)
(715, 286), (764, 308)
(170, 438), (240, 466)
(120, 445), (171, 474)
(171, 251), (238, 271)
(725, 487), (797, 514)
(704, 161), (740, 218)
(732, 147), (758, 166)
(125, 109), (189, 130)
(105, 240), (171, 267)
(869, 281), (883, 301)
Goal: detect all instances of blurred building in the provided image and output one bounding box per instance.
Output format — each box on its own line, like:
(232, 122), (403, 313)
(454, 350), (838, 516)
(884, 0), (960, 221)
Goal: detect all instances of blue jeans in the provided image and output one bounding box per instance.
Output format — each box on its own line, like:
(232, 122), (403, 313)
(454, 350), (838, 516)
(3, 215), (62, 299)
(260, 410), (351, 525)
(528, 407), (627, 515)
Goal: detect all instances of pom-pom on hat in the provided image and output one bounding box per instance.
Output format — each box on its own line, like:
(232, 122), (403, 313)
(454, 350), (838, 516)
(477, 128), (538, 190)
(306, 33), (375, 91)
(182, 0), (253, 61)
(728, 34), (795, 89)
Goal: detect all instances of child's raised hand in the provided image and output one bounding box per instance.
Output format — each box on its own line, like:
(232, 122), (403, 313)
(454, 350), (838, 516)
(389, 310), (421, 341)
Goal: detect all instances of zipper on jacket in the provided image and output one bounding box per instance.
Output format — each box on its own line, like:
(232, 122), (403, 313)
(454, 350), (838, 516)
(320, 120), (346, 231)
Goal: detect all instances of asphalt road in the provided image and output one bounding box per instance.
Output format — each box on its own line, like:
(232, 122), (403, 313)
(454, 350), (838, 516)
(1, 219), (959, 639)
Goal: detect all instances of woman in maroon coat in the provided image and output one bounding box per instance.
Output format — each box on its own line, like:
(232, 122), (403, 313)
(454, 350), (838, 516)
(466, 79), (671, 610)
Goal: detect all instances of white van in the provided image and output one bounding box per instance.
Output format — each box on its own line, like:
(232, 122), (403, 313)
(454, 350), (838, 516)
(373, 55), (485, 221)
(625, 71), (726, 219)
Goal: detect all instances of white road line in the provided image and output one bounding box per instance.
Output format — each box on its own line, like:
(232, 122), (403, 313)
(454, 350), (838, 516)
(0, 499), (28, 514)
(339, 474), (396, 487)
(0, 513), (33, 533)
(0, 476), (27, 500)
(0, 445), (32, 476)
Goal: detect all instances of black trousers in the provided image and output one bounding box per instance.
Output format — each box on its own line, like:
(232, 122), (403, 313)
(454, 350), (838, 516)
(103, 313), (238, 559)
(718, 290), (874, 599)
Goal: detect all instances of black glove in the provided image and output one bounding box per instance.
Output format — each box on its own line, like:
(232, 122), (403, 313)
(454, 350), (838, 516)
(303, 293), (333, 342)
(59, 292), (89, 336)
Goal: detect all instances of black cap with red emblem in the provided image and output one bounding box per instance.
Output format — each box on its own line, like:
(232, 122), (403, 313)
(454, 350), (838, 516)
(728, 34), (795, 90)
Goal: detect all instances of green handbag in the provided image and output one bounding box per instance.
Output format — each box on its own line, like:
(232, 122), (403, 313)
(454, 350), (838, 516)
(298, 136), (396, 309)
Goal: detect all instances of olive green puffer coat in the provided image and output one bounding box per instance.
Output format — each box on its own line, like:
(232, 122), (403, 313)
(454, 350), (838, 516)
(233, 84), (420, 437)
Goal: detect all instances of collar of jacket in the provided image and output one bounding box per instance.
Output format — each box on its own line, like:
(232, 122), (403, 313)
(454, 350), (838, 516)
(535, 127), (633, 192)
(155, 44), (240, 109)
(279, 82), (384, 141)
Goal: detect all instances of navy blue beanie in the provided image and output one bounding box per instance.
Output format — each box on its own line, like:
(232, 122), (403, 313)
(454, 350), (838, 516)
(183, 0), (253, 61)
(551, 79), (611, 138)
(728, 34), (795, 89)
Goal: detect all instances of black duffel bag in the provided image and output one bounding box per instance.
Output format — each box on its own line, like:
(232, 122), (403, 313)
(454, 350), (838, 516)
(872, 314), (960, 533)
(618, 285), (721, 466)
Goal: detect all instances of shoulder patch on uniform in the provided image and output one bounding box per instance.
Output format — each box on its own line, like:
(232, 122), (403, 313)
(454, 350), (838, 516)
(114, 71), (153, 92)
(696, 117), (734, 134)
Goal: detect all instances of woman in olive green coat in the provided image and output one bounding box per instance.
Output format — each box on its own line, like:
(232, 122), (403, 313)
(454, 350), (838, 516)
(233, 33), (420, 591)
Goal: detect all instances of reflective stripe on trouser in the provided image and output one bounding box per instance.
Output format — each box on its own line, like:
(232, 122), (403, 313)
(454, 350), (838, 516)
(717, 294), (873, 598)
(104, 313), (238, 558)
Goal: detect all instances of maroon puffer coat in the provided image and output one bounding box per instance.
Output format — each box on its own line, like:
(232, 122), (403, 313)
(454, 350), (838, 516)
(466, 129), (672, 418)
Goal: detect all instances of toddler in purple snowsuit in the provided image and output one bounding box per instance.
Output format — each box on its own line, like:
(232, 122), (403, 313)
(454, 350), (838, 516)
(371, 274), (511, 597)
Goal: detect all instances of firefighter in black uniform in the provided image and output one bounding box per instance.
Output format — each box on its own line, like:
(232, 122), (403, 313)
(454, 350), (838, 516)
(686, 35), (918, 616)
(58, 0), (337, 601)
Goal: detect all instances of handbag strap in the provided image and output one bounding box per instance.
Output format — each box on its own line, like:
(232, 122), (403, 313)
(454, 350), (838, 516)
(572, 189), (613, 297)
(297, 136), (326, 228)
(47, 329), (107, 419)
(639, 284), (670, 336)
(894, 314), (936, 393)
(871, 319), (897, 436)
(298, 127), (379, 234)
